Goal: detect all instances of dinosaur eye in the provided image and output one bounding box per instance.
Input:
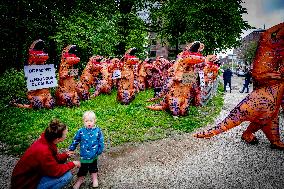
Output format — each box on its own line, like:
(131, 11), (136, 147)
(271, 29), (279, 40)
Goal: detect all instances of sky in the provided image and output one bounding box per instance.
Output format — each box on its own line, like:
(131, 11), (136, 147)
(219, 0), (284, 57)
(241, 0), (284, 36)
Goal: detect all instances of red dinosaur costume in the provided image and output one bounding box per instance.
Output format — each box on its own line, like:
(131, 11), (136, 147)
(117, 48), (139, 105)
(55, 45), (80, 107)
(76, 56), (103, 100)
(194, 22), (284, 150)
(13, 39), (55, 109)
(146, 42), (205, 116)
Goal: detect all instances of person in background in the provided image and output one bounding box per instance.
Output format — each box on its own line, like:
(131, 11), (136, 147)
(223, 67), (233, 93)
(11, 119), (81, 189)
(240, 68), (252, 93)
(69, 111), (104, 189)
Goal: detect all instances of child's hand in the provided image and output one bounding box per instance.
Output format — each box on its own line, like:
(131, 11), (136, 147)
(66, 151), (75, 157)
(73, 161), (81, 168)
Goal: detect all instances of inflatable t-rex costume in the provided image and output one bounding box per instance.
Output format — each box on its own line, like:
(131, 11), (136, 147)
(55, 45), (80, 107)
(117, 48), (139, 105)
(13, 39), (55, 109)
(92, 58), (114, 98)
(137, 59), (149, 91)
(76, 56), (103, 100)
(194, 22), (284, 149)
(146, 42), (205, 116)
(198, 56), (220, 105)
(110, 58), (122, 89)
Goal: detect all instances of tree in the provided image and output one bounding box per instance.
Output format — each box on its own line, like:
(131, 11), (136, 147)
(51, 11), (119, 65)
(149, 0), (251, 55)
(0, 0), (151, 73)
(243, 41), (258, 66)
(0, 0), (76, 73)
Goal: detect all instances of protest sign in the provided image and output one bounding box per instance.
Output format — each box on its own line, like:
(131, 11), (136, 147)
(24, 64), (57, 91)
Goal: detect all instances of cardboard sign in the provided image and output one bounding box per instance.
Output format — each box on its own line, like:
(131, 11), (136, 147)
(182, 72), (197, 85)
(112, 70), (121, 79)
(198, 71), (205, 87)
(68, 68), (78, 76)
(24, 64), (57, 91)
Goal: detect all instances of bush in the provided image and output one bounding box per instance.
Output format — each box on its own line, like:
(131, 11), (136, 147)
(0, 68), (27, 106)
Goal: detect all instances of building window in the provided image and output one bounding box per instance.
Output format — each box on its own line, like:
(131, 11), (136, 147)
(150, 51), (156, 57)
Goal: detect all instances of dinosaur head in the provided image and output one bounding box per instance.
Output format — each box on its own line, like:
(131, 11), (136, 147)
(61, 45), (80, 65)
(91, 55), (104, 64)
(188, 41), (204, 53)
(110, 58), (121, 68)
(128, 47), (138, 56)
(28, 39), (49, 65)
(124, 48), (139, 65)
(271, 23), (284, 57)
(260, 23), (284, 55)
(180, 50), (205, 65)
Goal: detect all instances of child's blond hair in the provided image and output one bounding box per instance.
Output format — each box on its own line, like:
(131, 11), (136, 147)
(83, 111), (96, 122)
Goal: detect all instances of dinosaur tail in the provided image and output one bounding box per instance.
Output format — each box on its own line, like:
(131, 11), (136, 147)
(146, 104), (165, 111)
(193, 101), (248, 138)
(11, 102), (32, 109)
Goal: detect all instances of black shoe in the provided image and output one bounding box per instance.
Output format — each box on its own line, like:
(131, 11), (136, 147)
(239, 91), (244, 93)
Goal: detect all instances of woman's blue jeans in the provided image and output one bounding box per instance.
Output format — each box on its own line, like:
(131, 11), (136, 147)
(37, 171), (72, 189)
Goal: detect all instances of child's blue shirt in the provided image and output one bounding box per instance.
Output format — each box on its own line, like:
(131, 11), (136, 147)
(69, 126), (104, 162)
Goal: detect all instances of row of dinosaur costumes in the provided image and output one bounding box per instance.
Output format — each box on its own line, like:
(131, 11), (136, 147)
(13, 40), (220, 116)
(12, 22), (283, 150)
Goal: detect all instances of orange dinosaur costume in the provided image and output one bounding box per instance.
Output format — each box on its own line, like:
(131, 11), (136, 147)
(110, 58), (123, 89)
(117, 48), (139, 105)
(55, 45), (80, 107)
(199, 56), (220, 105)
(13, 39), (55, 109)
(137, 59), (149, 91)
(76, 56), (103, 100)
(194, 22), (284, 149)
(92, 58), (114, 98)
(146, 42), (205, 116)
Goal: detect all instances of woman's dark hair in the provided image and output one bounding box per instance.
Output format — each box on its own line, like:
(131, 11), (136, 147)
(44, 119), (67, 142)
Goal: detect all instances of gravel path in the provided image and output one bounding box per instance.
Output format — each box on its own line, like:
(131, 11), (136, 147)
(1, 75), (284, 189)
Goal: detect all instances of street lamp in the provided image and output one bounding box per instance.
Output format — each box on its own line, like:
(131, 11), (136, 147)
(228, 54), (236, 72)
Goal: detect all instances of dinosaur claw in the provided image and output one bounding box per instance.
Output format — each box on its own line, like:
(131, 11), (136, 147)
(241, 133), (259, 145)
(270, 141), (284, 150)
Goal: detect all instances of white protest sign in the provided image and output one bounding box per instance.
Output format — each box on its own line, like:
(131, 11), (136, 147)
(112, 70), (121, 79)
(24, 64), (57, 91)
(68, 68), (78, 76)
(181, 72), (197, 85)
(198, 71), (205, 87)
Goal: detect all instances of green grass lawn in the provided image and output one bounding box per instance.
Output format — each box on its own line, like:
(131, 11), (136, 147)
(0, 87), (223, 156)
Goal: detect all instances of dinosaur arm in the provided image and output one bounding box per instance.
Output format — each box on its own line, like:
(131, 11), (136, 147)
(253, 71), (283, 81)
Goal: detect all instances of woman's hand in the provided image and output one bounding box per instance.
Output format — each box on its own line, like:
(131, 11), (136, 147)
(66, 150), (75, 157)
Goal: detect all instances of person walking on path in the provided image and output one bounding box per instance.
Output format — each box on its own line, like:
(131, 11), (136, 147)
(10, 119), (81, 189)
(240, 68), (252, 93)
(223, 67), (233, 93)
(69, 111), (104, 188)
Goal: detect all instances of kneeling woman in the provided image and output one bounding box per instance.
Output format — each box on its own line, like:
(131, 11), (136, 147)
(11, 119), (81, 189)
